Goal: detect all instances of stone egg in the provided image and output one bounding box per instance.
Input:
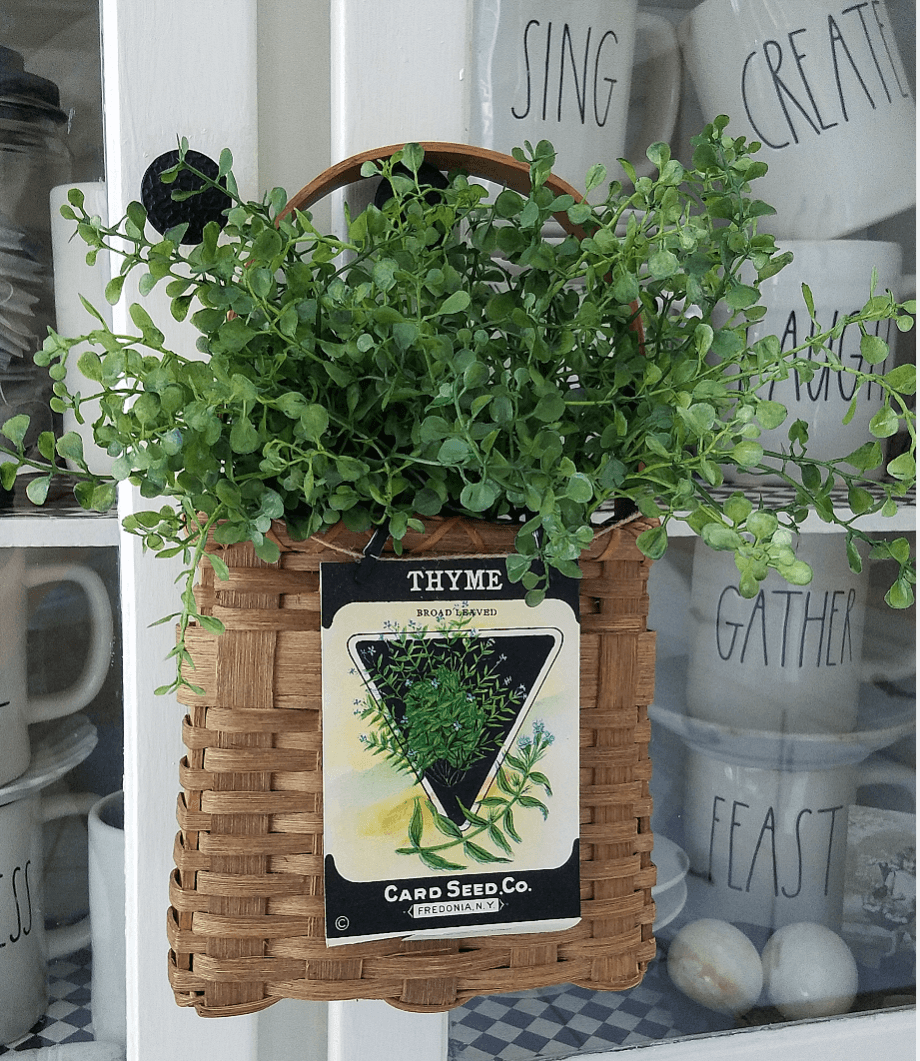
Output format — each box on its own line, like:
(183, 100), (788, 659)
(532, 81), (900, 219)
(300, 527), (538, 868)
(762, 922), (858, 1020)
(667, 919), (763, 1015)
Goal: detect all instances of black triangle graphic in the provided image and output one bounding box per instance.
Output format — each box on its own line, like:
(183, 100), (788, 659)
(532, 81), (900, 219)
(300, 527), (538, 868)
(348, 627), (563, 827)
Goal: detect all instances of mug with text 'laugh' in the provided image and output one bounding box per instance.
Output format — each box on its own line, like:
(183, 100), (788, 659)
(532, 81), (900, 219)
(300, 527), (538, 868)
(470, 0), (680, 192)
(720, 239), (909, 485)
(679, 0), (915, 238)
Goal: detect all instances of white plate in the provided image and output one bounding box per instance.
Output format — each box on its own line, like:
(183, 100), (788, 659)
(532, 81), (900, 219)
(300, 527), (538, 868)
(652, 833), (690, 895)
(651, 834), (690, 931)
(649, 656), (915, 770)
(653, 878), (687, 932)
(0, 714), (98, 807)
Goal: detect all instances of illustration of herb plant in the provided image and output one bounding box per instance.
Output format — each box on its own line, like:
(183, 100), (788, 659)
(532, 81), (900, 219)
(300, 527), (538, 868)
(400, 720), (556, 872)
(355, 617), (556, 869)
(356, 616), (523, 788)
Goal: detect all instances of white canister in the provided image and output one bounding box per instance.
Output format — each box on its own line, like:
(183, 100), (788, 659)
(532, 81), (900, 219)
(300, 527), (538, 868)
(50, 182), (113, 475)
(0, 790), (94, 1045)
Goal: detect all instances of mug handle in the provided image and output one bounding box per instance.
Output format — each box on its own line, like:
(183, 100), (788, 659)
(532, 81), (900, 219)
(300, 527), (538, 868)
(25, 564), (114, 724)
(629, 12), (681, 179)
(856, 757), (915, 807)
(42, 792), (97, 959)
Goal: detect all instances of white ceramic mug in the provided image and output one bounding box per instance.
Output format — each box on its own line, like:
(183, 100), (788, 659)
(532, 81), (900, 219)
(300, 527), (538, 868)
(0, 789), (95, 1045)
(678, 0), (916, 238)
(686, 535), (871, 735)
(470, 0), (681, 190)
(88, 789), (126, 1049)
(683, 747), (914, 933)
(0, 551), (114, 788)
(721, 239), (908, 485)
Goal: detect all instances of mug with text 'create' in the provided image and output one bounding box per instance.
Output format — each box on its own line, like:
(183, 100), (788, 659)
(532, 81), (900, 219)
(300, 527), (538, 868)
(679, 0), (915, 238)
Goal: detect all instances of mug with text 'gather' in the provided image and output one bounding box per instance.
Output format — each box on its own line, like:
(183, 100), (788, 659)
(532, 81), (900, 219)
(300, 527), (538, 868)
(470, 0), (680, 192)
(683, 746), (914, 932)
(0, 551), (113, 788)
(679, 0), (915, 238)
(0, 790), (95, 1044)
(721, 239), (908, 485)
(686, 535), (871, 735)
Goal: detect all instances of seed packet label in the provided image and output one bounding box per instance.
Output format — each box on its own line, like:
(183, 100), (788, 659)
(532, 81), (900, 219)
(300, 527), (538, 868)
(320, 556), (581, 945)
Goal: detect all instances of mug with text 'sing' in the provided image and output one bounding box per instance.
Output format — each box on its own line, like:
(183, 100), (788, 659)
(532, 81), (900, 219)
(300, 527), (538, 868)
(0, 551), (113, 788)
(720, 239), (908, 485)
(470, 0), (681, 193)
(679, 0), (915, 238)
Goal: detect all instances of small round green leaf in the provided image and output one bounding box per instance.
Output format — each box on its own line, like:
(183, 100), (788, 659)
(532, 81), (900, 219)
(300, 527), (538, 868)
(860, 332), (889, 365)
(869, 405), (899, 438)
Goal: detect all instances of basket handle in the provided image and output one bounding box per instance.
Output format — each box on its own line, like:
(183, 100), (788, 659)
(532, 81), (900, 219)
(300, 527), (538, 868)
(282, 141), (591, 238)
(281, 141), (643, 346)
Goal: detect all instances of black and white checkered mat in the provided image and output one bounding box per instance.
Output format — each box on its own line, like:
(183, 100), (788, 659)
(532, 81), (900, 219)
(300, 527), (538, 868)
(0, 948), (95, 1054)
(448, 954), (724, 1060)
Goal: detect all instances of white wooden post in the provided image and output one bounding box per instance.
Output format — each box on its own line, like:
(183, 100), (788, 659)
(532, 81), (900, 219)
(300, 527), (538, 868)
(100, 2), (261, 1057)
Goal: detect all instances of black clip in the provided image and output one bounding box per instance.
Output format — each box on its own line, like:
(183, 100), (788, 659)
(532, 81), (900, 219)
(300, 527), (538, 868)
(354, 525), (390, 585)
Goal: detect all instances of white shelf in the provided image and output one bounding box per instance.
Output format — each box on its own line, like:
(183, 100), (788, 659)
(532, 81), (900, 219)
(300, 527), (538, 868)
(0, 511), (120, 548)
(643, 483), (917, 536)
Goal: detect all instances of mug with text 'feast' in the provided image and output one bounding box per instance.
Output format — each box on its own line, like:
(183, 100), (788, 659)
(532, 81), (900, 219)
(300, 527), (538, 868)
(683, 746), (914, 932)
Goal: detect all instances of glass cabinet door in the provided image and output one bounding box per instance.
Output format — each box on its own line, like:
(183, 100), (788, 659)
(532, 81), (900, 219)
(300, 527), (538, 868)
(318, 2), (916, 1059)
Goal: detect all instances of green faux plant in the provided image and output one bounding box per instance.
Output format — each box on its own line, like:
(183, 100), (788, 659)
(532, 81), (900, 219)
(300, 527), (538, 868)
(0, 118), (914, 693)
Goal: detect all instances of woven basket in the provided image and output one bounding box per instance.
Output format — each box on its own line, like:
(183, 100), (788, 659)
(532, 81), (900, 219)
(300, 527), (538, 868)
(168, 515), (657, 1015)
(167, 144), (656, 1016)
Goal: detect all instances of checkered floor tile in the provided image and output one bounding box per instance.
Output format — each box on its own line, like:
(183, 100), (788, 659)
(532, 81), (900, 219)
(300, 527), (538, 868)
(0, 947), (95, 1054)
(449, 953), (725, 1060)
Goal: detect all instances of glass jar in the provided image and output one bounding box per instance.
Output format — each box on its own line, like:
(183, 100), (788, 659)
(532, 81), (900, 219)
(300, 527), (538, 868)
(0, 46), (72, 472)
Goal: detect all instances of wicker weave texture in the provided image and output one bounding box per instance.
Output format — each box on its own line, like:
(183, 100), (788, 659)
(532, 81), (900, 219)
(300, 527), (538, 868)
(168, 516), (657, 1015)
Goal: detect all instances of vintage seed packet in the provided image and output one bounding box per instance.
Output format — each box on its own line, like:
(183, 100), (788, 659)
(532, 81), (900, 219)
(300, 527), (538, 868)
(321, 555), (581, 945)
